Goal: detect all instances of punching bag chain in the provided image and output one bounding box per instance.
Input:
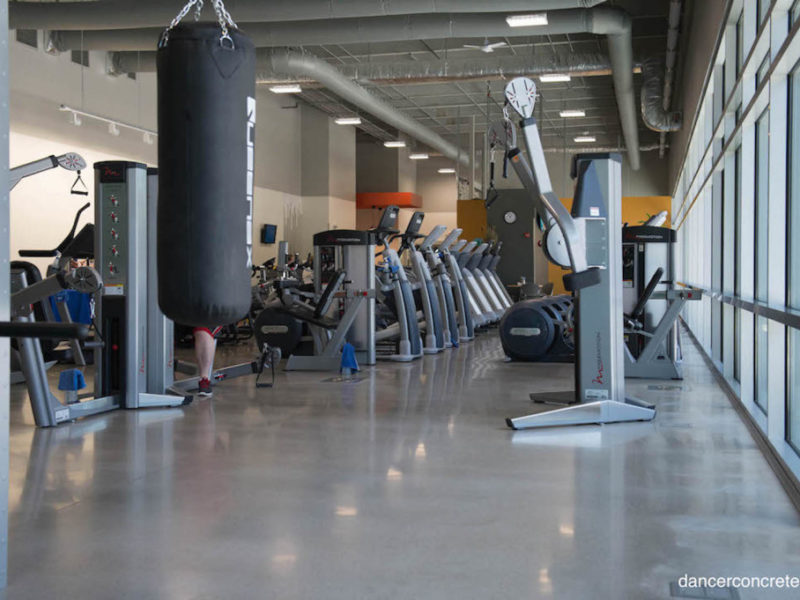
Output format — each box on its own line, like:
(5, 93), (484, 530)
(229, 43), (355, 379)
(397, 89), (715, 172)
(160, 0), (239, 49)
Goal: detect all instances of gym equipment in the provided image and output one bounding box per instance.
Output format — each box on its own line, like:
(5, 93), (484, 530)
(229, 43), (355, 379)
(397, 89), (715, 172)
(499, 295), (574, 362)
(475, 242), (513, 311)
(9, 151), (91, 380)
(12, 202), (95, 375)
(484, 242), (515, 308)
(499, 76), (656, 429)
(622, 225), (701, 379)
(455, 241), (501, 324)
(373, 206), (423, 361)
(419, 227), (459, 347)
(9, 152), (87, 193)
(395, 212), (445, 354)
(94, 161), (192, 412)
(438, 229), (475, 341)
(157, 15), (256, 327)
(253, 228), (377, 371)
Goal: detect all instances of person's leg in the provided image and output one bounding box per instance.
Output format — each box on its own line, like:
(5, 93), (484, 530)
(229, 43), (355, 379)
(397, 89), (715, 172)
(193, 328), (217, 396)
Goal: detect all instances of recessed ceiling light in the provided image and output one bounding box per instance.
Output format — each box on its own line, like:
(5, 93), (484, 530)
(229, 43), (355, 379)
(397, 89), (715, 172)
(559, 109), (586, 118)
(438, 168), (456, 174)
(269, 84), (302, 94)
(574, 135), (597, 143)
(506, 13), (548, 27)
(409, 153), (429, 160)
(384, 140), (406, 148)
(335, 117), (362, 125)
(540, 74), (571, 83)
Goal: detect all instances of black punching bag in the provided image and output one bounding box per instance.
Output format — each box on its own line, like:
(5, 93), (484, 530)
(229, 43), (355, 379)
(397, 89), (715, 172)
(157, 23), (255, 327)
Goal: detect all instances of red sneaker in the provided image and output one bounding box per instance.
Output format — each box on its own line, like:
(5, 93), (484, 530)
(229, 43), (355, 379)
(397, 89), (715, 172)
(197, 377), (213, 397)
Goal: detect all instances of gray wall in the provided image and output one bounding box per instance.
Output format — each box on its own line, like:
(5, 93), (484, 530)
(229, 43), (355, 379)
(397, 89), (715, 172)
(300, 103), (331, 196)
(328, 119), (355, 200)
(356, 142), (399, 193)
(668, 0), (729, 191)
(486, 190), (538, 285)
(255, 89), (302, 196)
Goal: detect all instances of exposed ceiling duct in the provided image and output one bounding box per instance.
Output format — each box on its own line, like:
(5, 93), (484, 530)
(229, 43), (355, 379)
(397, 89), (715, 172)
(49, 10), (630, 52)
(268, 52), (471, 167)
(52, 6), (640, 169)
(640, 57), (682, 133)
(10, 0), (606, 30)
(111, 50), (618, 84)
(658, 0), (682, 157)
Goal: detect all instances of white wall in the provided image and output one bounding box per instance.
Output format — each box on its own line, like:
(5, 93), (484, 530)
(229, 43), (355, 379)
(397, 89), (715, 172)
(9, 34), (359, 270)
(9, 131), (140, 274)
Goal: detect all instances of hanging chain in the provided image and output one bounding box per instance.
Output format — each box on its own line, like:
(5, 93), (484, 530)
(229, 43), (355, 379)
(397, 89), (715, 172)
(211, 0), (238, 48)
(160, 0), (238, 49)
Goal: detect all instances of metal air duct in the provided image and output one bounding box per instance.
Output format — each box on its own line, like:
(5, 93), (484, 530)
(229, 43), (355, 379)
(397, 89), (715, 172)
(11, 0), (606, 30)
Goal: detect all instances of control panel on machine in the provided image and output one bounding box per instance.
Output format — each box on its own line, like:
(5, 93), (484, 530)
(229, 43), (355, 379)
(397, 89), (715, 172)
(97, 166), (128, 293)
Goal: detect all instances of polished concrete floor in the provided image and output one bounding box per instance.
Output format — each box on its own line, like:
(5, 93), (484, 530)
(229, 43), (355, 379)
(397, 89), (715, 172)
(5, 331), (800, 599)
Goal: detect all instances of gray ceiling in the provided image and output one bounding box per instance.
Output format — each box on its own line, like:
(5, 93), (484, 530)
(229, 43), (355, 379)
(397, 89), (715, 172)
(14, 0), (681, 156)
(286, 0), (678, 153)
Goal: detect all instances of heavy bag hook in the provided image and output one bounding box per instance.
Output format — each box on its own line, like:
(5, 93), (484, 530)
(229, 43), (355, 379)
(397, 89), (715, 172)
(159, 0), (239, 49)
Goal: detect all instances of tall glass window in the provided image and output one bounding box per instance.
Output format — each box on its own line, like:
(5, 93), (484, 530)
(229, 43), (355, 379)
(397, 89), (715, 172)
(736, 12), (744, 75)
(758, 0), (770, 27)
(755, 111), (770, 412)
(734, 147), (742, 382)
(789, 64), (800, 445)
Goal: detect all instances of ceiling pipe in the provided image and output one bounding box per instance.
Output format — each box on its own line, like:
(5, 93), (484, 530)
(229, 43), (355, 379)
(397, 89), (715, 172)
(543, 143), (664, 153)
(55, 7), (640, 169)
(52, 10), (628, 52)
(659, 0), (682, 157)
(269, 52), (471, 167)
(111, 50), (617, 82)
(11, 0), (606, 30)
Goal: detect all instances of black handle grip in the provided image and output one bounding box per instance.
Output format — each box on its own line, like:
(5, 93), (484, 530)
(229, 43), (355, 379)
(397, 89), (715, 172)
(18, 250), (58, 257)
(630, 267), (664, 320)
(0, 322), (90, 339)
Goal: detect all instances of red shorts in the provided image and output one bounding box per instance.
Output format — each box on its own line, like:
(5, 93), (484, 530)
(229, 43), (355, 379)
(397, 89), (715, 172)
(193, 327), (224, 338)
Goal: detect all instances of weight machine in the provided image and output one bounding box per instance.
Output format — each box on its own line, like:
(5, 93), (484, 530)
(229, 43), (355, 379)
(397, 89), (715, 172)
(498, 77), (656, 429)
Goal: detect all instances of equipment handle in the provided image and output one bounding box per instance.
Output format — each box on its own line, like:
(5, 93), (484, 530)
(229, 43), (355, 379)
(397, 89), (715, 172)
(629, 267), (664, 320)
(18, 250), (57, 257)
(0, 322), (90, 339)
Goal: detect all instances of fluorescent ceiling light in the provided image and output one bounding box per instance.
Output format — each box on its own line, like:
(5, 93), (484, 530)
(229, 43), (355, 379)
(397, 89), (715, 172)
(384, 140), (406, 148)
(335, 117), (362, 125)
(506, 13), (548, 27)
(559, 109), (586, 118)
(438, 168), (456, 174)
(269, 84), (302, 94)
(539, 74), (571, 83)
(573, 135), (597, 143)
(409, 153), (429, 160)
